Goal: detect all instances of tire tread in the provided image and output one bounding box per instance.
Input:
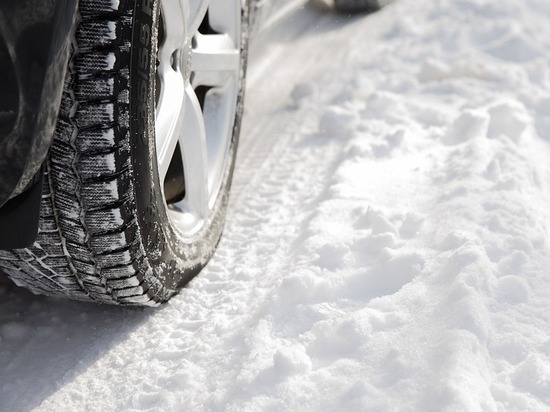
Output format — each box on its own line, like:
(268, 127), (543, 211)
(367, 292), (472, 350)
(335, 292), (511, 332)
(0, 0), (160, 306)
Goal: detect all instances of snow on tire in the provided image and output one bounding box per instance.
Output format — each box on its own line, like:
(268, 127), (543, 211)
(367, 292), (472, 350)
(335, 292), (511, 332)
(0, 0), (249, 306)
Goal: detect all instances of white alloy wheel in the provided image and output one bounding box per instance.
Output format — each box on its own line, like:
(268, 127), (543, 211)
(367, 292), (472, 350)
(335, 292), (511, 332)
(156, 0), (242, 238)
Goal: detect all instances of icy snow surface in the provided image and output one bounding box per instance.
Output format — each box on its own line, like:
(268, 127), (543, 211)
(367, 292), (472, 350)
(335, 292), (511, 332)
(2, 0), (550, 410)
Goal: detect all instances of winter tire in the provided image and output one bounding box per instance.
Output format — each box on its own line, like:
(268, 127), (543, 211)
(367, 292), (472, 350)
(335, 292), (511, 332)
(0, 0), (248, 305)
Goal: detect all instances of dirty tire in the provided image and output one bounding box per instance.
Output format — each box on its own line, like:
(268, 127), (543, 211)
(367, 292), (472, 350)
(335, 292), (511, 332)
(0, 0), (248, 305)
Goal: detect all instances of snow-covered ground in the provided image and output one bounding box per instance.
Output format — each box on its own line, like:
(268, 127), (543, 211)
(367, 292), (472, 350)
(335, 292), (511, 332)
(2, 0), (550, 409)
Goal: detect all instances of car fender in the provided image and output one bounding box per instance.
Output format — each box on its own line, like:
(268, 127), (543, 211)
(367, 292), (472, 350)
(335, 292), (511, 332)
(0, 0), (78, 207)
(0, 0), (78, 248)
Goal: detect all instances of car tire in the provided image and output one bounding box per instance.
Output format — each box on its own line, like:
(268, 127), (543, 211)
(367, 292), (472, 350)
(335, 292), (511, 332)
(0, 0), (248, 305)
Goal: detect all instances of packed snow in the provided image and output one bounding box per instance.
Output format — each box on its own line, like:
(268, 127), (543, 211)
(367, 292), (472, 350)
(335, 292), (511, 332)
(1, 0), (550, 410)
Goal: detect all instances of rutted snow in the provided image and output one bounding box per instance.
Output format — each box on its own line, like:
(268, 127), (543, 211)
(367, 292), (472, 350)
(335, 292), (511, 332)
(1, 0), (550, 410)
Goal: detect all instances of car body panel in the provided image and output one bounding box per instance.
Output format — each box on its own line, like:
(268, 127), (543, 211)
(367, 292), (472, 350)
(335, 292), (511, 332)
(0, 0), (78, 208)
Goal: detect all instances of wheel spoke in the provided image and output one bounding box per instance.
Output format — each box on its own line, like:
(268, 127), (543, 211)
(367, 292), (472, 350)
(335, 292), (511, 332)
(207, 0), (240, 40)
(156, 0), (187, 177)
(175, 84), (209, 220)
(187, 0), (210, 37)
(203, 81), (239, 203)
(159, 0), (186, 62)
(191, 33), (240, 87)
(156, 70), (185, 181)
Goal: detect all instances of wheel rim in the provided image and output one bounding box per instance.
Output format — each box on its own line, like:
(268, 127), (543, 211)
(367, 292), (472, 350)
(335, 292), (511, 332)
(155, 0), (242, 238)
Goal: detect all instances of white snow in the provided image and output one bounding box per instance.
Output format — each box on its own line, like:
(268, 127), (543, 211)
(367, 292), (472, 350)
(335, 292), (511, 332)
(2, 0), (550, 410)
